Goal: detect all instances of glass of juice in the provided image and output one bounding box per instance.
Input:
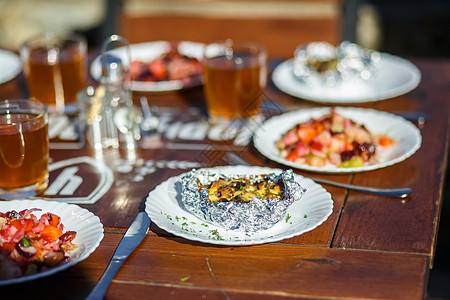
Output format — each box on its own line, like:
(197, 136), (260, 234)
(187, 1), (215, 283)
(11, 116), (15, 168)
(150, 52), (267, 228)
(203, 39), (268, 123)
(20, 32), (87, 113)
(0, 99), (49, 198)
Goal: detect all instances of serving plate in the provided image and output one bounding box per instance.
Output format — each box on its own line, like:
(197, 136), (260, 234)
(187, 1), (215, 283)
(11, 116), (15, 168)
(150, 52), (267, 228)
(0, 49), (22, 85)
(90, 41), (204, 91)
(145, 165), (333, 245)
(0, 199), (103, 285)
(253, 107), (422, 173)
(272, 53), (421, 103)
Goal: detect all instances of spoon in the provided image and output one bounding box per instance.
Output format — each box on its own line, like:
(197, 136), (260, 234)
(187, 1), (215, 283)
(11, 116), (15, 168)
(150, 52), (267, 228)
(140, 96), (159, 133)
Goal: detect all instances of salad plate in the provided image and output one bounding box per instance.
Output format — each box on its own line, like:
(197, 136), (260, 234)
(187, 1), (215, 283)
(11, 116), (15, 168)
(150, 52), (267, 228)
(90, 41), (204, 91)
(272, 53), (421, 103)
(253, 107), (422, 173)
(145, 165), (333, 245)
(0, 199), (103, 285)
(0, 49), (22, 85)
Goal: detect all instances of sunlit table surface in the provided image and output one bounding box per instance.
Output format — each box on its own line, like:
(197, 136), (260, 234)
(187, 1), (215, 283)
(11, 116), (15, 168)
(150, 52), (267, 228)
(0, 48), (449, 299)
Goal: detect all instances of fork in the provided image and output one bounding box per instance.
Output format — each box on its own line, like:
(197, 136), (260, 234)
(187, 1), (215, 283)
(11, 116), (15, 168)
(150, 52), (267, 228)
(224, 152), (411, 198)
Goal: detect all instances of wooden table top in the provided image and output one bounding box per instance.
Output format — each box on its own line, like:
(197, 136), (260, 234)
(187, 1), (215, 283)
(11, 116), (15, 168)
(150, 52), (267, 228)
(1, 50), (449, 299)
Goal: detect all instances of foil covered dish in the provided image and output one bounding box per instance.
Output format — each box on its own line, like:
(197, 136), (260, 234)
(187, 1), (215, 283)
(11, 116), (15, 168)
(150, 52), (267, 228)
(181, 169), (306, 232)
(293, 41), (381, 87)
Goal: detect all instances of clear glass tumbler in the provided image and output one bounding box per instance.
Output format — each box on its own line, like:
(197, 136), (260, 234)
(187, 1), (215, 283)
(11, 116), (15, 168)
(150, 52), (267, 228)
(0, 99), (49, 199)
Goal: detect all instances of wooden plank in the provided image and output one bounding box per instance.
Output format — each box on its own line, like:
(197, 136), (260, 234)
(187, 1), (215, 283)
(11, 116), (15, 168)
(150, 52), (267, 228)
(2, 233), (427, 299)
(118, 16), (341, 58)
(109, 235), (429, 299)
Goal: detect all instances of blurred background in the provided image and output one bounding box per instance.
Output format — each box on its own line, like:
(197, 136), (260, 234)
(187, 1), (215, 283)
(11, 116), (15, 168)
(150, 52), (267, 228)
(0, 0), (448, 298)
(1, 0), (449, 58)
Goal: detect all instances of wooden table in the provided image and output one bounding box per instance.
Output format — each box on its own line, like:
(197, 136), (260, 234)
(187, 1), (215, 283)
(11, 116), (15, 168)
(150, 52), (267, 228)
(1, 51), (449, 299)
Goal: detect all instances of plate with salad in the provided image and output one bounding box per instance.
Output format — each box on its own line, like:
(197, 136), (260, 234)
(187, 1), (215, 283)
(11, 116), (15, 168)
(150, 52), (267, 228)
(90, 41), (204, 91)
(0, 199), (103, 285)
(253, 107), (422, 173)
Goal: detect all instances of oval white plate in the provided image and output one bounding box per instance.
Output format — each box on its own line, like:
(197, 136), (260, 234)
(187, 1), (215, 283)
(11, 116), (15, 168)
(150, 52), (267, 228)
(90, 41), (204, 91)
(0, 49), (22, 85)
(0, 199), (104, 285)
(253, 107), (422, 173)
(272, 53), (421, 103)
(145, 165), (333, 246)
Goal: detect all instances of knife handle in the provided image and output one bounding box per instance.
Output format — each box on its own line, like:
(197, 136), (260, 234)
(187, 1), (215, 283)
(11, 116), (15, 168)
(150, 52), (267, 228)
(85, 259), (124, 300)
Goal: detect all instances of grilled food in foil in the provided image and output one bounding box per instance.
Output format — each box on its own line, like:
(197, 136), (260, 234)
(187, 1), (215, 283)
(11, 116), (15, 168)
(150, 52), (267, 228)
(293, 41), (381, 87)
(181, 169), (306, 232)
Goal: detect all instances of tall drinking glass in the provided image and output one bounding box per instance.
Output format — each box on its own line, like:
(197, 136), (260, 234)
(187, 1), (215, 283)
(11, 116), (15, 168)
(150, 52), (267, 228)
(20, 32), (87, 113)
(203, 40), (268, 123)
(0, 99), (49, 198)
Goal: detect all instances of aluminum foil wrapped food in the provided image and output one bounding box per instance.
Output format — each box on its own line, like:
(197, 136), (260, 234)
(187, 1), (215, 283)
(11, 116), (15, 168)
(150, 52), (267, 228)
(293, 41), (381, 87)
(181, 169), (306, 232)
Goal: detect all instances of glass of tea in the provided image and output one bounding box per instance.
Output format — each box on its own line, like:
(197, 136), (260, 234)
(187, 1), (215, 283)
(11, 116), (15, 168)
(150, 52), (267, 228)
(0, 99), (49, 199)
(203, 39), (268, 123)
(20, 32), (87, 113)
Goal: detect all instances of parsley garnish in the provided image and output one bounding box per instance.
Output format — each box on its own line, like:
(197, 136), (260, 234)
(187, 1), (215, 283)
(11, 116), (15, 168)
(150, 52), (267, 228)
(285, 214), (292, 222)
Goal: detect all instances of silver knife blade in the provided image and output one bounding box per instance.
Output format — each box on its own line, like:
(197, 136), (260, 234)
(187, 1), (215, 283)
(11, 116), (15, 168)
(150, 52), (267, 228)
(86, 210), (151, 300)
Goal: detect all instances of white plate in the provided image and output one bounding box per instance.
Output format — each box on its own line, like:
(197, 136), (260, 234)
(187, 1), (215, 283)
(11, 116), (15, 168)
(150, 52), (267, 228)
(90, 41), (204, 91)
(0, 199), (104, 285)
(0, 49), (22, 85)
(145, 165), (333, 245)
(272, 53), (421, 103)
(253, 107), (422, 173)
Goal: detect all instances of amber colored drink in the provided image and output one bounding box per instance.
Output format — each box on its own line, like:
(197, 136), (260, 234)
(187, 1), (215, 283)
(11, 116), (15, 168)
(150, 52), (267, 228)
(203, 41), (267, 122)
(0, 113), (49, 190)
(21, 33), (87, 110)
(25, 50), (85, 105)
(204, 55), (264, 119)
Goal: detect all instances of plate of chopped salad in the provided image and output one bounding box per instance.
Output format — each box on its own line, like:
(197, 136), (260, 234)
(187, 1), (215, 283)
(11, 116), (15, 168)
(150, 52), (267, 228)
(90, 41), (204, 91)
(0, 199), (103, 285)
(253, 107), (422, 173)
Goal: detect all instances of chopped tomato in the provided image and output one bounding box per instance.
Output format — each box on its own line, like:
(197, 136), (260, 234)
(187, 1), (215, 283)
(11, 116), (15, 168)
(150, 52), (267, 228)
(9, 219), (24, 231)
(130, 61), (147, 80)
(344, 140), (354, 151)
(46, 213), (61, 227)
(9, 219), (34, 232)
(378, 135), (394, 147)
(23, 219), (34, 231)
(2, 242), (15, 253)
(297, 124), (315, 144)
(281, 130), (298, 146)
(286, 142), (307, 161)
(310, 140), (323, 152)
(39, 225), (63, 240)
(311, 121), (324, 136)
(149, 59), (168, 80)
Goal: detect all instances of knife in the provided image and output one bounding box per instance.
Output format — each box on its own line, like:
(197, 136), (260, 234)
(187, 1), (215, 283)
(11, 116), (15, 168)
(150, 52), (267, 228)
(85, 200), (151, 300)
